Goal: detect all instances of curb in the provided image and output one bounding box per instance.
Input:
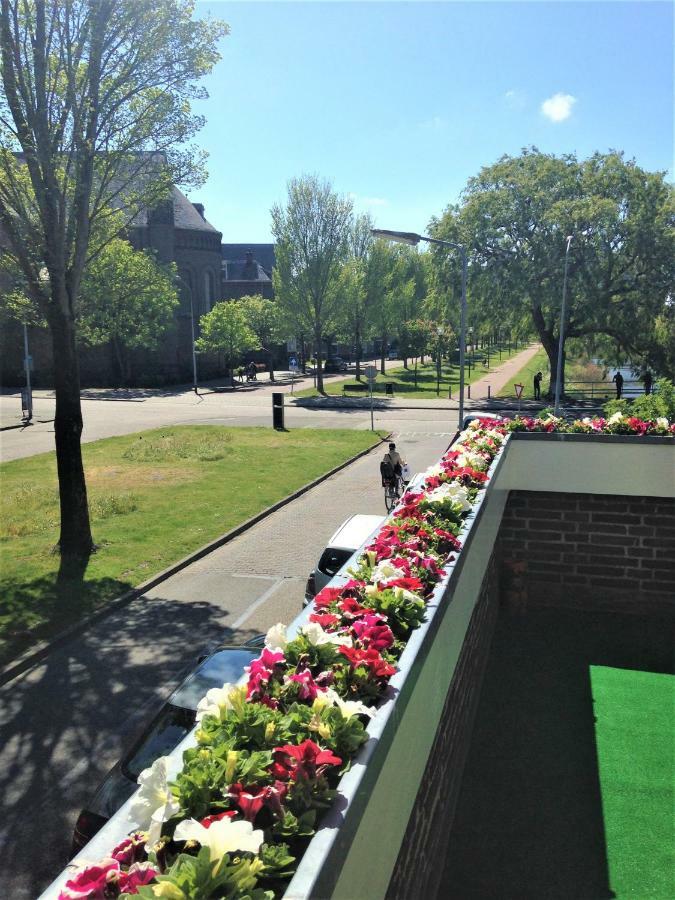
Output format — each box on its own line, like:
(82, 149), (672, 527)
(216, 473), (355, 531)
(0, 433), (390, 688)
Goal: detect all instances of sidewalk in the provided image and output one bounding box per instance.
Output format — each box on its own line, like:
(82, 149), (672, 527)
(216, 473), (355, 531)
(467, 343), (541, 399)
(290, 345), (543, 410)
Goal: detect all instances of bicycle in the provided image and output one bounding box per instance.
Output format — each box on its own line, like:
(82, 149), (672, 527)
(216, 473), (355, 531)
(383, 475), (403, 512)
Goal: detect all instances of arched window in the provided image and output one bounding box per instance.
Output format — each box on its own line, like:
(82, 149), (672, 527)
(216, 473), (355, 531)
(178, 269), (194, 317)
(203, 269), (217, 312)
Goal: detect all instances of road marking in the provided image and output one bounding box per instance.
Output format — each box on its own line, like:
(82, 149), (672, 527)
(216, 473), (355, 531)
(230, 578), (295, 630)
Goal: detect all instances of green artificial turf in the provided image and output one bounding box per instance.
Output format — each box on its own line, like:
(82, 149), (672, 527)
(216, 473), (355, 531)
(591, 665), (675, 899)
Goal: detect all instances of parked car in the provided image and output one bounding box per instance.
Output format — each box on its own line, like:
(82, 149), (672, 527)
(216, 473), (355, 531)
(324, 357), (348, 373)
(304, 514), (385, 605)
(70, 639), (264, 856)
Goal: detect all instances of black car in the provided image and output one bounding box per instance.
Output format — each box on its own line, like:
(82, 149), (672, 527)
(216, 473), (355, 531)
(71, 640), (263, 856)
(324, 357), (348, 373)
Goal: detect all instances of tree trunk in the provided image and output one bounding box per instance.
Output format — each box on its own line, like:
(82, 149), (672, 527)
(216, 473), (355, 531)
(111, 336), (126, 387)
(315, 326), (324, 393)
(50, 309), (95, 576)
(354, 324), (362, 381)
(268, 348), (275, 383)
(414, 359), (418, 390)
(535, 316), (563, 401)
(380, 334), (387, 375)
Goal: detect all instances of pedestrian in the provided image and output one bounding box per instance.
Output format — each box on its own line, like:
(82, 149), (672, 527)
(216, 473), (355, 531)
(612, 370), (624, 399)
(643, 371), (653, 395)
(533, 371), (543, 401)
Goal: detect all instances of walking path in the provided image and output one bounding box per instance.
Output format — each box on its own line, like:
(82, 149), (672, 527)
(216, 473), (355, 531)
(467, 343), (541, 399)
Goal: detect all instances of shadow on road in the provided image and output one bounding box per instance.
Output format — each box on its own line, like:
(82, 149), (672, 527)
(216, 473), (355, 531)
(0, 591), (259, 898)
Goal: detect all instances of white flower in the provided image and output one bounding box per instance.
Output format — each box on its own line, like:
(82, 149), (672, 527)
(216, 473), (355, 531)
(301, 621), (352, 648)
(174, 816), (264, 861)
(656, 417), (669, 428)
(424, 463), (444, 478)
(582, 417), (592, 425)
(425, 482), (472, 511)
(371, 559), (406, 583)
(608, 411), (623, 424)
(195, 683), (241, 723)
(265, 622), (288, 652)
(456, 450), (488, 471)
(320, 687), (375, 719)
(128, 756), (180, 845)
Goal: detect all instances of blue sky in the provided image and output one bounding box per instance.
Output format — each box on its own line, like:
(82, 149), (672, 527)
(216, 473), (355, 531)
(190, 1), (673, 242)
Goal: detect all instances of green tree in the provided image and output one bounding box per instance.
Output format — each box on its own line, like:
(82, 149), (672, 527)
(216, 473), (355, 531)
(196, 301), (258, 382)
(271, 175), (353, 393)
(0, 0), (227, 570)
(239, 295), (284, 382)
(434, 148), (675, 397)
(78, 239), (179, 385)
(399, 318), (433, 388)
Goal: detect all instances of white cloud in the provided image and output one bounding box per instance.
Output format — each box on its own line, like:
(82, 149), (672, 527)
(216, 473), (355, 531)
(349, 192), (387, 208)
(419, 115), (446, 131)
(504, 89), (526, 110)
(541, 92), (577, 122)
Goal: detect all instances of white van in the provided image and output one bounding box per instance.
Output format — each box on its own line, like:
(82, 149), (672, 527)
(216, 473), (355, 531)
(304, 514), (385, 605)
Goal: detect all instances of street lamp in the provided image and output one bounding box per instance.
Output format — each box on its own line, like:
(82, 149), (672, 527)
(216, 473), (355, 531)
(371, 229), (468, 425)
(435, 324), (445, 396)
(553, 235), (573, 415)
(189, 295), (199, 394)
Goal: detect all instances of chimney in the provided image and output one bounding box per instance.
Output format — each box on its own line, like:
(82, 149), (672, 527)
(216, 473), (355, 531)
(192, 202), (205, 219)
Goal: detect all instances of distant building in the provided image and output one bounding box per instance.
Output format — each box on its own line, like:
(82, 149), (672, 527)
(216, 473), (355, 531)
(221, 244), (275, 300)
(0, 177), (283, 386)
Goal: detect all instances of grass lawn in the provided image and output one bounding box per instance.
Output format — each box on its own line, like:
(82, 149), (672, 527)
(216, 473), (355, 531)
(0, 426), (381, 665)
(591, 665), (674, 898)
(295, 343), (528, 400)
(496, 345), (550, 399)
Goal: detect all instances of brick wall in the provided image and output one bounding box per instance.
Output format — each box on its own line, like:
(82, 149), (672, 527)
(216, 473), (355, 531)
(499, 491), (675, 614)
(386, 555), (500, 900)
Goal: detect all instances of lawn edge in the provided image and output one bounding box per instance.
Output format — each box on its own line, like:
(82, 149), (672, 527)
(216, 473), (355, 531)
(0, 431), (389, 687)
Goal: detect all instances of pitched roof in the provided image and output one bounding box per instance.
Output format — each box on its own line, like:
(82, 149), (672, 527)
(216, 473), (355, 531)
(221, 243), (276, 275)
(172, 188), (220, 233)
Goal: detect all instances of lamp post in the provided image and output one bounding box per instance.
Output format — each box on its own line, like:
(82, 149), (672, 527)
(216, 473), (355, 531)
(553, 235), (573, 416)
(189, 295), (198, 393)
(371, 229), (468, 425)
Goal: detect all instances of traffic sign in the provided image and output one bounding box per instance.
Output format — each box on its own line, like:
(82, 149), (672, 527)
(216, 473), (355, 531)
(514, 383), (524, 399)
(288, 355), (298, 371)
(364, 365), (378, 383)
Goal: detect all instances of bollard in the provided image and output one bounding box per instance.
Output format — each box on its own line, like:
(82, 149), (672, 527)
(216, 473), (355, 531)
(487, 385), (491, 399)
(467, 385), (471, 399)
(272, 392), (285, 430)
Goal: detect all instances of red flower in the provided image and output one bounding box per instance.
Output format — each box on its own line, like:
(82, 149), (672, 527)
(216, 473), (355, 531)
(385, 576), (426, 594)
(111, 833), (146, 866)
(314, 586), (346, 608)
(227, 782), (288, 822)
(339, 597), (371, 619)
(309, 612), (340, 628)
(60, 860), (120, 899)
(339, 645), (397, 679)
(199, 810), (237, 828)
(117, 863), (159, 894)
(271, 740), (342, 782)
(352, 615), (395, 651)
(287, 667), (320, 700)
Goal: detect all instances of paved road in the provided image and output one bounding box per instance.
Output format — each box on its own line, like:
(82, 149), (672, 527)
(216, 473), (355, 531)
(0, 344), (540, 463)
(0, 377), (455, 463)
(0, 417), (454, 899)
